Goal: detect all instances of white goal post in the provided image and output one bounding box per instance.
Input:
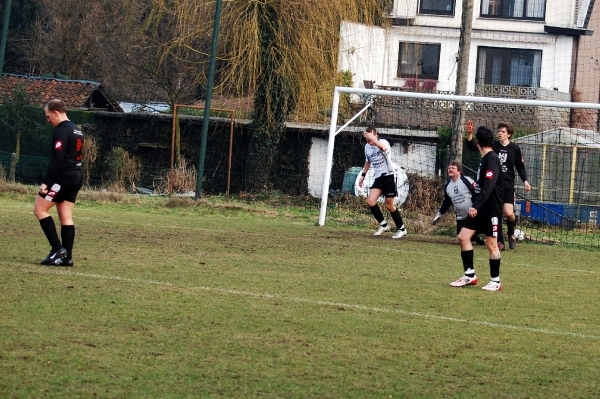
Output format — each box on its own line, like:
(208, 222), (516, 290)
(318, 86), (600, 226)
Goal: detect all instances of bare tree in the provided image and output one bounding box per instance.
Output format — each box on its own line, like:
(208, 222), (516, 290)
(18, 0), (391, 190)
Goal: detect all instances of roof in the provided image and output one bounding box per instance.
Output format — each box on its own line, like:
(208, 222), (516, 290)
(513, 127), (600, 147)
(0, 73), (123, 112)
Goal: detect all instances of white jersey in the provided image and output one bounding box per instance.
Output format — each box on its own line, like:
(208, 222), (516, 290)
(364, 139), (396, 179)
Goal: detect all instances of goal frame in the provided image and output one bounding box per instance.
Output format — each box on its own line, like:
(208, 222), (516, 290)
(318, 86), (600, 226)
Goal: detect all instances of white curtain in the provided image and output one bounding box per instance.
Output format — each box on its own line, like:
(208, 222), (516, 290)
(531, 52), (542, 88)
(512, 0), (524, 17)
(400, 44), (418, 76)
(477, 50), (487, 84)
(510, 53), (537, 86)
(482, 0), (491, 14)
(526, 0), (545, 17)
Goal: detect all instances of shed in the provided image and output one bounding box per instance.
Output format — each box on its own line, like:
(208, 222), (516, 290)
(0, 73), (123, 112)
(512, 128), (600, 225)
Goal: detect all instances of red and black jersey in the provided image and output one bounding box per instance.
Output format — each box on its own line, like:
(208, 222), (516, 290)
(43, 120), (84, 187)
(472, 150), (503, 217)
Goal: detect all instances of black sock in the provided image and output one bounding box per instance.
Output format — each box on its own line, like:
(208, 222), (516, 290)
(489, 258), (501, 279)
(461, 250), (474, 275)
(61, 225), (75, 259)
(507, 219), (515, 237)
(390, 209), (405, 230)
(39, 216), (62, 251)
(369, 205), (385, 224)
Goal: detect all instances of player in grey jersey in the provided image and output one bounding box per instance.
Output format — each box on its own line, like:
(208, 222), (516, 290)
(433, 161), (485, 245)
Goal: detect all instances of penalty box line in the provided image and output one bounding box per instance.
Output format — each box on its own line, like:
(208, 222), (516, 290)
(14, 266), (600, 341)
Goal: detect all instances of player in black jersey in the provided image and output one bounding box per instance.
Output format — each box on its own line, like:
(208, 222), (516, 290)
(450, 126), (504, 291)
(465, 120), (531, 249)
(33, 99), (84, 266)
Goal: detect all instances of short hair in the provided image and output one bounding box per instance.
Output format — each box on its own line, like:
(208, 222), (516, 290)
(365, 126), (377, 135)
(449, 161), (462, 172)
(497, 121), (514, 138)
(476, 126), (494, 148)
(44, 99), (67, 113)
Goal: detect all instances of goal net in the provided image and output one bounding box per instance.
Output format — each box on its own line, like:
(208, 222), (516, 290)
(317, 87), (600, 249)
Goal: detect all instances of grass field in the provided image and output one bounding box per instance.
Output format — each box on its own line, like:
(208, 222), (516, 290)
(1, 188), (599, 398)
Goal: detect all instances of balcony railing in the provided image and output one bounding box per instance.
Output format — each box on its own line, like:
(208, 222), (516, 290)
(370, 83), (571, 102)
(474, 84), (571, 102)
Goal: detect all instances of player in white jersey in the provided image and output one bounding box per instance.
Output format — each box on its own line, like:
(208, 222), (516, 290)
(358, 127), (407, 239)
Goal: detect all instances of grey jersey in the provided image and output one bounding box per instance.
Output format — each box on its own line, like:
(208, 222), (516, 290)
(439, 175), (478, 220)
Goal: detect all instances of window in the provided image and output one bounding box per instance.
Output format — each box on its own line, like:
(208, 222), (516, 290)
(420, 0), (455, 15)
(481, 0), (545, 20)
(476, 47), (542, 87)
(397, 43), (441, 80)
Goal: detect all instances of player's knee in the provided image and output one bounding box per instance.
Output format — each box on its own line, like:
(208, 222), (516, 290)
(457, 232), (470, 245)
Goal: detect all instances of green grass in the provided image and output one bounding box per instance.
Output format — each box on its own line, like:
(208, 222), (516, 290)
(1, 189), (600, 398)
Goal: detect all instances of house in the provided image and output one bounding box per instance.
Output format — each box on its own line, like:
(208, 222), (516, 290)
(573, 3), (600, 130)
(0, 73), (123, 111)
(338, 0), (596, 116)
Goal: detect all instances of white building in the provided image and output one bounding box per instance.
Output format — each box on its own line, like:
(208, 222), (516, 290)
(338, 0), (595, 98)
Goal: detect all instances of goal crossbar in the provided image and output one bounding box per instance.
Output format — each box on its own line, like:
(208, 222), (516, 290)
(318, 86), (600, 226)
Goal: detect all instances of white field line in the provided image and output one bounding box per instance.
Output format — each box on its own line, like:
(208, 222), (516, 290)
(4, 266), (599, 341)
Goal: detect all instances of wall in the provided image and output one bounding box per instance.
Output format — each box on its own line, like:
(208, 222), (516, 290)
(308, 135), (437, 198)
(573, 3), (600, 128)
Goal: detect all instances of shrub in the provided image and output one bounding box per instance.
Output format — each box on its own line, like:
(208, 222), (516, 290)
(104, 147), (141, 192)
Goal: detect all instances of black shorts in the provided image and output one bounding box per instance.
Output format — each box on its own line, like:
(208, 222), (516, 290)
(456, 219), (466, 235)
(503, 187), (515, 205)
(370, 174), (397, 198)
(39, 171), (84, 203)
(461, 212), (501, 238)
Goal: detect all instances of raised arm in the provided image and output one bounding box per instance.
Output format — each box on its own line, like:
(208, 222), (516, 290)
(465, 120), (478, 151)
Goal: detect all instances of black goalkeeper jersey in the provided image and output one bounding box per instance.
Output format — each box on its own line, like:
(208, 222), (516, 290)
(466, 138), (528, 189)
(43, 120), (84, 186)
(472, 150), (503, 218)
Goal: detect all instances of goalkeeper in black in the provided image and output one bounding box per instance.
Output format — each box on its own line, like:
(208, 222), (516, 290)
(465, 120), (531, 249)
(33, 99), (84, 266)
(450, 125), (504, 291)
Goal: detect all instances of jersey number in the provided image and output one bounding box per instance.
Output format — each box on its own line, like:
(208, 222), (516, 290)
(76, 138), (83, 161)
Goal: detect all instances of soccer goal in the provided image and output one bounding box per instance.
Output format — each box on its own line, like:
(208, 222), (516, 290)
(318, 86), (600, 248)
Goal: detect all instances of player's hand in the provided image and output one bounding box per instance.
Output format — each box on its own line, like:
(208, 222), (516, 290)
(39, 184), (48, 194)
(468, 207), (477, 217)
(363, 131), (376, 143)
(465, 120), (474, 137)
(358, 176), (364, 187)
(524, 181), (531, 192)
(432, 211), (442, 225)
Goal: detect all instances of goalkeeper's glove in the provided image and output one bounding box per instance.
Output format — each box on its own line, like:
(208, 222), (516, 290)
(432, 211), (442, 225)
